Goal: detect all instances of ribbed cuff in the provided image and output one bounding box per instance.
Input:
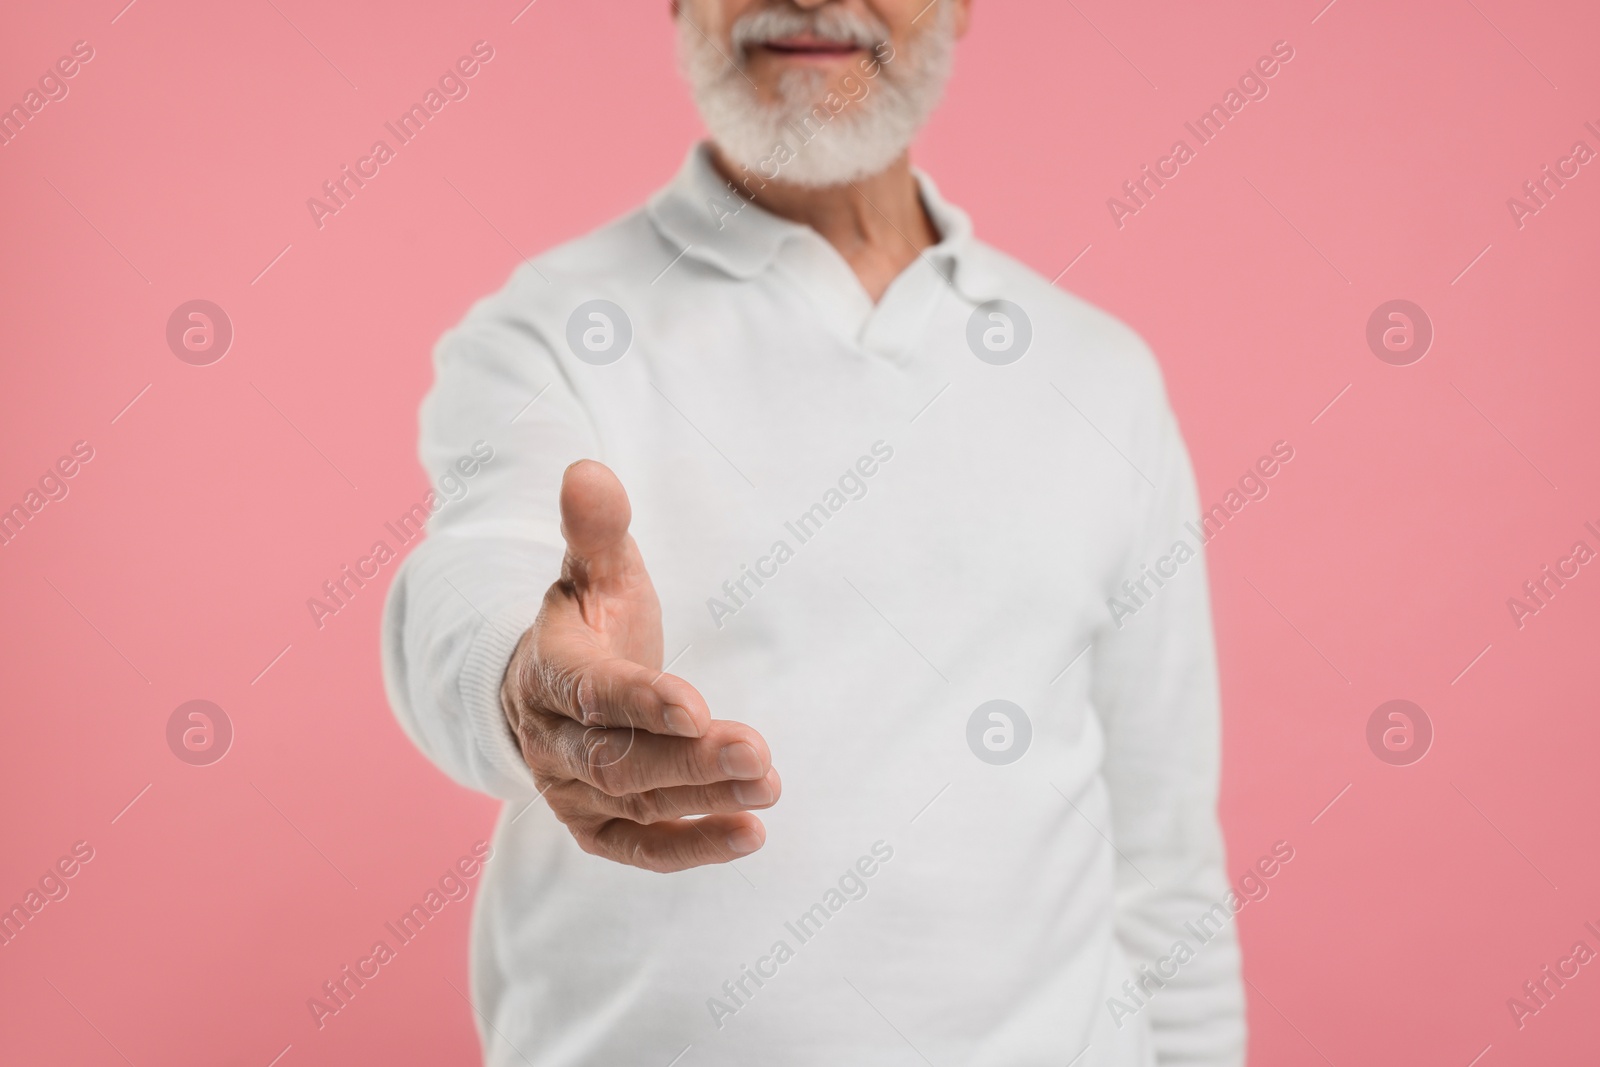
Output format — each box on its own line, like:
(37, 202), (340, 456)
(459, 605), (541, 796)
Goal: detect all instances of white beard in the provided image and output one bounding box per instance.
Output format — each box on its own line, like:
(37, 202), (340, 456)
(677, 2), (957, 188)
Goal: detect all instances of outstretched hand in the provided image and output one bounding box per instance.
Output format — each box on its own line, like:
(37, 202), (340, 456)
(500, 460), (779, 872)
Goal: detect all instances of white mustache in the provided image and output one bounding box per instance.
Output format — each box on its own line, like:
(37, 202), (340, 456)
(729, 6), (888, 58)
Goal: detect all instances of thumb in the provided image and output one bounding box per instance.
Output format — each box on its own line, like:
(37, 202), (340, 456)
(559, 459), (640, 585)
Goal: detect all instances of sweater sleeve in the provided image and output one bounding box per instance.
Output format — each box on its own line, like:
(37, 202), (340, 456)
(1090, 395), (1247, 1065)
(381, 300), (600, 800)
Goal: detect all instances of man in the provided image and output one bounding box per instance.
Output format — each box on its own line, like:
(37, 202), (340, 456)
(382, 1), (1246, 1063)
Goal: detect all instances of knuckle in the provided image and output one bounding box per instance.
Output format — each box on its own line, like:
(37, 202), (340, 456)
(519, 713), (564, 773)
(615, 791), (655, 824)
(583, 738), (625, 795)
(507, 720), (534, 763)
(575, 671), (599, 723)
(540, 658), (581, 717)
(571, 828), (606, 860)
(541, 784), (583, 824)
(585, 729), (639, 795)
(631, 837), (677, 874)
(584, 821), (650, 870)
(565, 812), (618, 859)
(586, 754), (616, 795)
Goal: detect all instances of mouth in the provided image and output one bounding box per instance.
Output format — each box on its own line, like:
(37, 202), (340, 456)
(753, 34), (870, 62)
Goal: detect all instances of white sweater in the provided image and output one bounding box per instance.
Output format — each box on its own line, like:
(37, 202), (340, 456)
(381, 145), (1244, 1067)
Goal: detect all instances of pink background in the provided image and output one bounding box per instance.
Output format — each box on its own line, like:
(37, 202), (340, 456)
(3, 0), (1598, 1063)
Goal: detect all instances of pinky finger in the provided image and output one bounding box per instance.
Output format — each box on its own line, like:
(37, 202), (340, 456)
(589, 812), (765, 873)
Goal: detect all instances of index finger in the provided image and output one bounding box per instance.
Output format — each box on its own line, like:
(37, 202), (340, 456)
(515, 634), (711, 739)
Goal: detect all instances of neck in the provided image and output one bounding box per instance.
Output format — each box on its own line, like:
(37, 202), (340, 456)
(709, 144), (940, 303)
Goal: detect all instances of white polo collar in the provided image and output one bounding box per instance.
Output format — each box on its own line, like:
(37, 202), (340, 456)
(646, 143), (1004, 306)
